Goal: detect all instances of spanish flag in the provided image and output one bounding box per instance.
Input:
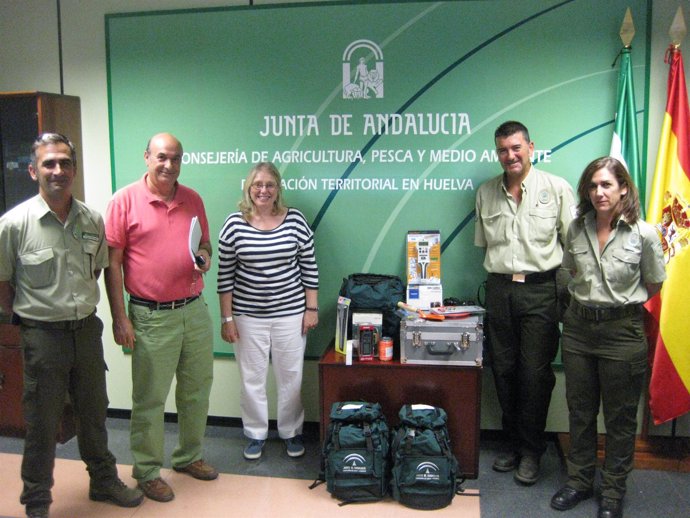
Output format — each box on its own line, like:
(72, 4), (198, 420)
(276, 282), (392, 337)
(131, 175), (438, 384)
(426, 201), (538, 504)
(646, 45), (690, 425)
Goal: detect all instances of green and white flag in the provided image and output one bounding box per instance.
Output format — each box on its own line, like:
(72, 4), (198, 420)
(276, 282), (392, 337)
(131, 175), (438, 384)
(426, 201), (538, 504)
(610, 46), (644, 216)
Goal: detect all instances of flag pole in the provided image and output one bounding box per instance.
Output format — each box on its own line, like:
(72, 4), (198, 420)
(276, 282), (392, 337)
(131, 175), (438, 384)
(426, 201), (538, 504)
(616, 6), (654, 441)
(610, 8), (644, 216)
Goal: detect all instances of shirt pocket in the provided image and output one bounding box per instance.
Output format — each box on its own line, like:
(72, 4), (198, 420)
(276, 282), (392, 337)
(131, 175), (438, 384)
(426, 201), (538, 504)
(608, 248), (641, 289)
(569, 244), (595, 276)
(529, 207), (558, 244)
(480, 209), (508, 246)
(20, 247), (55, 289)
(82, 239), (100, 278)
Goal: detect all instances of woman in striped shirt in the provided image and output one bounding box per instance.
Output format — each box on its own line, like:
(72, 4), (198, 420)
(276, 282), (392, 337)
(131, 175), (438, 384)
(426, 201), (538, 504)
(218, 162), (319, 461)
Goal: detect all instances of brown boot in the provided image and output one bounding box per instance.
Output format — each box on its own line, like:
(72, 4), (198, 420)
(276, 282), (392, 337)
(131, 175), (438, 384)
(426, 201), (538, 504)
(138, 477), (174, 502)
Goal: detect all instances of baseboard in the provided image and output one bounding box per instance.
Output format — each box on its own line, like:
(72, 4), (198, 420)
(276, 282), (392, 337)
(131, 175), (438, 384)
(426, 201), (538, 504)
(105, 408), (320, 436)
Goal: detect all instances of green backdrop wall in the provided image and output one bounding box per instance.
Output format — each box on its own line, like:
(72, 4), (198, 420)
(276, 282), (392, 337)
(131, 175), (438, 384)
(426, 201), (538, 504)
(106, 0), (650, 357)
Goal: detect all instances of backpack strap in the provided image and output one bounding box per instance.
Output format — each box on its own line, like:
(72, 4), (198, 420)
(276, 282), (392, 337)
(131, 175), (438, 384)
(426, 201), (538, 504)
(403, 426), (417, 454)
(333, 422), (342, 450)
(434, 428), (451, 456)
(404, 405), (414, 422)
(362, 422), (374, 451)
(434, 407), (442, 426)
(309, 478), (325, 489)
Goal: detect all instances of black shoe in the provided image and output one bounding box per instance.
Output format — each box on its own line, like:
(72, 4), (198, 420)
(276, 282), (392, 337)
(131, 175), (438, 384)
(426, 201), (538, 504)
(514, 455), (540, 485)
(598, 497), (623, 518)
(25, 506), (49, 518)
(550, 486), (594, 510)
(492, 452), (518, 472)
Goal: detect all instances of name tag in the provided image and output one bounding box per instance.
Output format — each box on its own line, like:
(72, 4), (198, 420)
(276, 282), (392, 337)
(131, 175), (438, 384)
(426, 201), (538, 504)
(82, 232), (100, 242)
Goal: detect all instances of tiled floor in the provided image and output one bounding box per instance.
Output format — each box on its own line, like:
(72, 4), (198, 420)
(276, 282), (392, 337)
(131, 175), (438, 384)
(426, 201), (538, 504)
(1, 417), (689, 517)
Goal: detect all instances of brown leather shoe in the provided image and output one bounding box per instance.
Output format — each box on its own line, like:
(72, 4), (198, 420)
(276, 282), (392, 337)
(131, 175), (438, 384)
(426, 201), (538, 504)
(173, 459), (219, 480)
(138, 477), (174, 502)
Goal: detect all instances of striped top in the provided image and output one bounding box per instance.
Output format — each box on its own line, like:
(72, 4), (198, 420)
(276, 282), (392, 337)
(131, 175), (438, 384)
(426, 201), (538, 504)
(217, 208), (319, 318)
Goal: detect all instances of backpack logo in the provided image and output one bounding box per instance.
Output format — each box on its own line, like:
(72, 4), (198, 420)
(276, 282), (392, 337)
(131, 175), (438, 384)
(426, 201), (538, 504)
(343, 453), (368, 473)
(415, 461), (440, 481)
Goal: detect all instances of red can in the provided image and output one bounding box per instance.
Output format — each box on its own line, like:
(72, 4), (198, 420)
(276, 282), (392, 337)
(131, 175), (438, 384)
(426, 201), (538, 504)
(378, 336), (393, 361)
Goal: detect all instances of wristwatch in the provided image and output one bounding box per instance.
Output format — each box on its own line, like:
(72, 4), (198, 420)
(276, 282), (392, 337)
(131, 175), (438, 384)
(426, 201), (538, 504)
(221, 316), (233, 323)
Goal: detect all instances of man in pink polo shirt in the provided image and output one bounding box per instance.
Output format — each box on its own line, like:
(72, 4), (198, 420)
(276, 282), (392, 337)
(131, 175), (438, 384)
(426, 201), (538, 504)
(104, 133), (217, 503)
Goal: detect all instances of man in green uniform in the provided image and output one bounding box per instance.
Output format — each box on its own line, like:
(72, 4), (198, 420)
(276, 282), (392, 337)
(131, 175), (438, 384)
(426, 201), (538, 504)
(0, 133), (143, 518)
(475, 121), (576, 485)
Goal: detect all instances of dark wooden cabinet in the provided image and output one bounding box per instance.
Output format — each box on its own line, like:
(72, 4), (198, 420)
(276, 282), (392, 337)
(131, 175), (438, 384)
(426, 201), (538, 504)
(0, 325), (76, 443)
(0, 325), (24, 436)
(0, 91), (82, 443)
(319, 347), (482, 478)
(0, 91), (84, 214)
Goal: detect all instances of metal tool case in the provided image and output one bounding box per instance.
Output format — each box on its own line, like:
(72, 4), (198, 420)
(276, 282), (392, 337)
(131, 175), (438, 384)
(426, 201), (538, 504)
(399, 306), (484, 366)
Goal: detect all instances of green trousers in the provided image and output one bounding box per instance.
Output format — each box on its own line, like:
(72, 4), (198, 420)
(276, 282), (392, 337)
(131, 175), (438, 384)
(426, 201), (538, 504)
(561, 304), (647, 500)
(19, 314), (118, 509)
(128, 296), (214, 482)
(484, 274), (560, 457)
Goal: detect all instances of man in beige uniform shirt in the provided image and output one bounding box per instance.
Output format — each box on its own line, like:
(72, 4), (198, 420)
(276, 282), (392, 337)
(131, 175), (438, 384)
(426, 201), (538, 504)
(475, 121), (576, 485)
(0, 133), (143, 518)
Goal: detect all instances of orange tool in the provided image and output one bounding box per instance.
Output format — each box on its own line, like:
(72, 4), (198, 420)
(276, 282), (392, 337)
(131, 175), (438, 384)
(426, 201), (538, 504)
(430, 306), (471, 319)
(397, 301), (445, 321)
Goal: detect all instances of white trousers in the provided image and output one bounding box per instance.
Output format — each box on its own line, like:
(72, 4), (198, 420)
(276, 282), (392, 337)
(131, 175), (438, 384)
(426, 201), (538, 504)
(233, 313), (306, 440)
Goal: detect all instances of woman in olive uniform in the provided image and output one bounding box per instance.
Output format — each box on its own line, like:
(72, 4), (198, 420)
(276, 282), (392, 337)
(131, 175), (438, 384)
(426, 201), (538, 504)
(550, 157), (666, 518)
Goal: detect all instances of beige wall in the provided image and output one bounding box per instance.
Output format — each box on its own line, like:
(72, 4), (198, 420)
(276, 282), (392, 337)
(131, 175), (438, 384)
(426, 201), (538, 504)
(1, 0), (688, 436)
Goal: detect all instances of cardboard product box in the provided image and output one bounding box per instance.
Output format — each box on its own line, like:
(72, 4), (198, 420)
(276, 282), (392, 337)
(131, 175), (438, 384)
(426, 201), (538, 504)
(407, 230), (441, 285)
(352, 311), (383, 339)
(334, 296), (351, 355)
(400, 307), (485, 366)
(406, 284), (443, 310)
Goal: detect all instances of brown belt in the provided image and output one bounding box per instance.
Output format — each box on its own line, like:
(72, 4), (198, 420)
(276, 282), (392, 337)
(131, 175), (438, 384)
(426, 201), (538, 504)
(571, 300), (642, 322)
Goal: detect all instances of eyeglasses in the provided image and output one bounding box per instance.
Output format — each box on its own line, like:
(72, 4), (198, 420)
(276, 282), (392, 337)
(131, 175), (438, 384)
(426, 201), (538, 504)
(251, 182), (277, 191)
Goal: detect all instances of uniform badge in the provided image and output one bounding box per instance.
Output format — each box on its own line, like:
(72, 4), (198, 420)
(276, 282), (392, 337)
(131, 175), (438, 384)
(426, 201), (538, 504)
(628, 232), (641, 248)
(538, 190), (550, 204)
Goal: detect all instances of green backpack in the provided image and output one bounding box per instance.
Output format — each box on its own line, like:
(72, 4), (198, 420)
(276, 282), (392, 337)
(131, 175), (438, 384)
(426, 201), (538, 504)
(390, 404), (462, 510)
(318, 401), (390, 504)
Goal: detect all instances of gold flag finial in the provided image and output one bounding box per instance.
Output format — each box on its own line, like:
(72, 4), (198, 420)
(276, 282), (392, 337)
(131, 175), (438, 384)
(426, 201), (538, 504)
(620, 7), (635, 47)
(670, 6), (687, 46)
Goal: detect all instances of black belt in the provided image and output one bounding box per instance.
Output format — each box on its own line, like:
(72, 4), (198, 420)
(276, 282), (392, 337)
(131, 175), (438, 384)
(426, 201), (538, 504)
(19, 312), (95, 331)
(489, 269), (557, 284)
(129, 294), (199, 310)
(571, 300), (642, 322)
